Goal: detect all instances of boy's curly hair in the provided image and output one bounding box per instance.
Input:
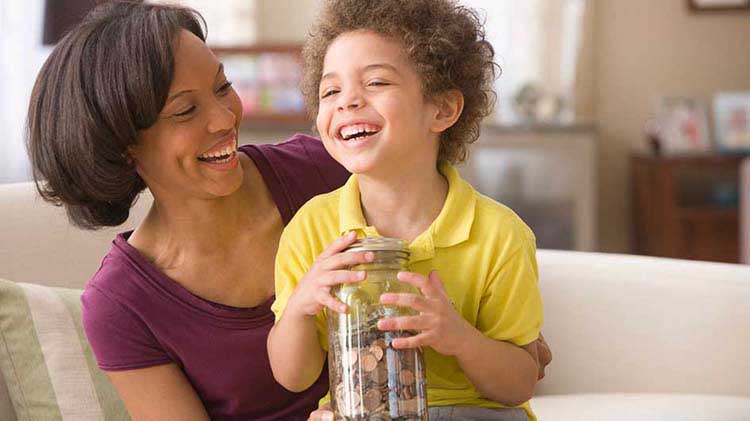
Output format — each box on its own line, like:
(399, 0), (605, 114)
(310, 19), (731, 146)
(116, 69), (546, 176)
(302, 0), (498, 163)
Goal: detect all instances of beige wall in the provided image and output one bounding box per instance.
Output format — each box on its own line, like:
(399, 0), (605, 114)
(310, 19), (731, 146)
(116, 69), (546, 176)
(593, 0), (750, 252)
(257, 0), (319, 43)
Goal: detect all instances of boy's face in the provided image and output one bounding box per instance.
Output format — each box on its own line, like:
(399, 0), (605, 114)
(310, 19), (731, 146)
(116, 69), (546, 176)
(316, 30), (441, 176)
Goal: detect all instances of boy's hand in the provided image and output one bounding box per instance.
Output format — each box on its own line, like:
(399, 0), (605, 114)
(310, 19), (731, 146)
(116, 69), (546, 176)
(286, 231), (374, 319)
(307, 403), (334, 421)
(377, 270), (474, 357)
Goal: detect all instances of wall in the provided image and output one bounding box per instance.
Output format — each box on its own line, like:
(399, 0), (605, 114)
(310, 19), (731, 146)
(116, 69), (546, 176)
(256, 0), (319, 44)
(594, 0), (750, 252)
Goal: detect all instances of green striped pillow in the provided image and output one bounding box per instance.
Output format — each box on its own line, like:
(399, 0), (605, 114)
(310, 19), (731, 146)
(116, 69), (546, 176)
(0, 279), (129, 420)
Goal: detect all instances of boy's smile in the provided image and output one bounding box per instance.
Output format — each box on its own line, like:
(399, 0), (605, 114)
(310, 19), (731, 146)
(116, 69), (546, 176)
(316, 30), (440, 177)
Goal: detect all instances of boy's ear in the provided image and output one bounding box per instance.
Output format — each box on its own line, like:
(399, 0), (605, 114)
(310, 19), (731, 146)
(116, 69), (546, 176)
(430, 90), (464, 134)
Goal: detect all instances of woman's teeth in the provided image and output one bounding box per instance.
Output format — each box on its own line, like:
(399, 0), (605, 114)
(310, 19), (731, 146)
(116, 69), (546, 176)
(197, 145), (236, 163)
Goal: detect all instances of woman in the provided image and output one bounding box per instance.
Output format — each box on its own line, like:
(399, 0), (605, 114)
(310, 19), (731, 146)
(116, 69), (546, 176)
(26, 2), (550, 420)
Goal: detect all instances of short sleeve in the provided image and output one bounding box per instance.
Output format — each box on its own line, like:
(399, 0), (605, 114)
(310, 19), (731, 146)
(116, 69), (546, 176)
(81, 286), (172, 371)
(271, 220), (330, 350)
(476, 238), (543, 347)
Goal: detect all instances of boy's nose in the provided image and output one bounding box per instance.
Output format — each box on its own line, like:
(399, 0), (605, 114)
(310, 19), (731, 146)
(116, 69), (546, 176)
(337, 92), (364, 111)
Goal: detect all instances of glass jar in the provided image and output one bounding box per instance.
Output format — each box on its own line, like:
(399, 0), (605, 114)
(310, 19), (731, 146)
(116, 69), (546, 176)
(327, 237), (428, 421)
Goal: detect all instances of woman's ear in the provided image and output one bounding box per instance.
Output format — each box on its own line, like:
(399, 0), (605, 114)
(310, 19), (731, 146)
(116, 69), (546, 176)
(429, 90), (464, 134)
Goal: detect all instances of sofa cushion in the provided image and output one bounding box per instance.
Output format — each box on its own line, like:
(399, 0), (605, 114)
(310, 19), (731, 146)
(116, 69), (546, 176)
(532, 393), (750, 421)
(0, 278), (128, 420)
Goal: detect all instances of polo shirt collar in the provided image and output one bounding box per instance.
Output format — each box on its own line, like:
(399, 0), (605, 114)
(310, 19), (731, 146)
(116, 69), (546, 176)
(338, 162), (476, 263)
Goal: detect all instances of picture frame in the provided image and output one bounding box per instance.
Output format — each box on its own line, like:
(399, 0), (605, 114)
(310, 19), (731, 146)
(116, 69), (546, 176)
(654, 97), (712, 155)
(688, 0), (750, 11)
(713, 92), (750, 153)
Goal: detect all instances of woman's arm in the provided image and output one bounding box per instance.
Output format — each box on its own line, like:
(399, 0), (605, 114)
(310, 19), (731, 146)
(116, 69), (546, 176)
(106, 364), (209, 421)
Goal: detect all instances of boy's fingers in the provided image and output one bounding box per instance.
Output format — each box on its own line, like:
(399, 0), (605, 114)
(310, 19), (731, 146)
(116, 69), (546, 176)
(321, 250), (374, 270)
(379, 293), (430, 312)
(317, 231), (358, 260)
(321, 270), (366, 286)
(320, 293), (348, 313)
(428, 270), (448, 294)
(396, 271), (435, 295)
(390, 333), (429, 349)
(377, 315), (427, 331)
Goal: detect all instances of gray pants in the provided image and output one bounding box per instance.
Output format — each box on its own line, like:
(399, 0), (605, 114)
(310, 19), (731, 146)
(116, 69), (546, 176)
(428, 406), (528, 421)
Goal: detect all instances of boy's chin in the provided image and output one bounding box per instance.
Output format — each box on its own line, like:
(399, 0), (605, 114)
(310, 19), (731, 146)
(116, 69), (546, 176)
(340, 158), (380, 176)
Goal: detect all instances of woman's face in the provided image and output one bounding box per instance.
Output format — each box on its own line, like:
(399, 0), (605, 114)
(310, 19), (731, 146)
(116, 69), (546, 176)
(131, 30), (243, 200)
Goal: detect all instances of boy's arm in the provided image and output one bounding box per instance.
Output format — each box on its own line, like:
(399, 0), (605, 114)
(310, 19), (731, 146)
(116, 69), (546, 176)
(268, 306), (328, 392)
(453, 319), (539, 406)
(268, 231), (373, 392)
(379, 238), (542, 406)
(459, 237), (543, 404)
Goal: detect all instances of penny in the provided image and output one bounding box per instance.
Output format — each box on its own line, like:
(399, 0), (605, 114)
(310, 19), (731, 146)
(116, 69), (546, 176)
(400, 398), (419, 414)
(370, 362), (388, 385)
(361, 353), (378, 372)
(363, 388), (382, 411)
(369, 343), (384, 361)
(346, 349), (358, 367)
(399, 368), (415, 386)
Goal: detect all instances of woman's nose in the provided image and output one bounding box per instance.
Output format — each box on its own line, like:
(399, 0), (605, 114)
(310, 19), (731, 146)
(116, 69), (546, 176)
(206, 98), (237, 133)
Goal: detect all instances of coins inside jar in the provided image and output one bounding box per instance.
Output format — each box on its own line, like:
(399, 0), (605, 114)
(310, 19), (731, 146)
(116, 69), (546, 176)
(327, 238), (428, 421)
(328, 303), (428, 420)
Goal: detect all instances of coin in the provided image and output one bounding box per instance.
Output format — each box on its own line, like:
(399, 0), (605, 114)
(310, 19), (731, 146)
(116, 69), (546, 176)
(399, 369), (415, 386)
(370, 362), (388, 385)
(361, 353), (378, 372)
(363, 388), (382, 411)
(346, 349), (358, 367)
(369, 343), (384, 361)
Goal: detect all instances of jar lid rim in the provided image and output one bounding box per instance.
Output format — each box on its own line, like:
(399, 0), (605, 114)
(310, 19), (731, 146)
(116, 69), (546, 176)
(345, 236), (409, 253)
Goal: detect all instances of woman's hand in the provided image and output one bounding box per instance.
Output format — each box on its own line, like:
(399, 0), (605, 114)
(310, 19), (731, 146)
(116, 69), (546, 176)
(286, 231), (374, 319)
(377, 270), (474, 356)
(307, 403), (334, 421)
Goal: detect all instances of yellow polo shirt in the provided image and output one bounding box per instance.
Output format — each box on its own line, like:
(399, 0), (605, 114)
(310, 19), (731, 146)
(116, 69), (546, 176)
(272, 162), (542, 419)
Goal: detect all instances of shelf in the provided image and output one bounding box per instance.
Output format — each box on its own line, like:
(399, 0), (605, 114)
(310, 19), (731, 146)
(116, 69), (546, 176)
(211, 44), (302, 55)
(240, 112), (311, 130)
(676, 206), (738, 222)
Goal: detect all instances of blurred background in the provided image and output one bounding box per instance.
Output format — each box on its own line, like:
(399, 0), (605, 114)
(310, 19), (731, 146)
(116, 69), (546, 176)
(1, 0), (749, 263)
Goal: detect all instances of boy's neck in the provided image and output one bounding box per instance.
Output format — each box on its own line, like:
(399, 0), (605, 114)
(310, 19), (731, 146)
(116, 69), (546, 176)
(358, 162), (449, 242)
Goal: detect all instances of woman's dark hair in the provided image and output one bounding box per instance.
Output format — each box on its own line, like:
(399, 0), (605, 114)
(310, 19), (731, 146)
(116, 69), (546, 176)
(26, 1), (205, 229)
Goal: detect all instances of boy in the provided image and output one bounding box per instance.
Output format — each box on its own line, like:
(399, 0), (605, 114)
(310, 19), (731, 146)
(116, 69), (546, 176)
(269, 1), (544, 419)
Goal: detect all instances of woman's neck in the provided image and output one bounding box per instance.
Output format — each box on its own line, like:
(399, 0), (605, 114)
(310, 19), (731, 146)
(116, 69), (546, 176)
(130, 155), (277, 267)
(358, 162), (448, 242)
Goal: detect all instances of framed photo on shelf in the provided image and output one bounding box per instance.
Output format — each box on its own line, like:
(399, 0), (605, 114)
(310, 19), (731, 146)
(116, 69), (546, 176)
(654, 97), (712, 155)
(713, 92), (750, 153)
(688, 0), (750, 11)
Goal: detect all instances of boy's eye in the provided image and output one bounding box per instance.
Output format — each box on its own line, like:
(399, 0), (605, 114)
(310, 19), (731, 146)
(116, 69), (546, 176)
(368, 80), (389, 87)
(217, 80), (233, 95)
(173, 105), (196, 117)
(321, 89), (339, 99)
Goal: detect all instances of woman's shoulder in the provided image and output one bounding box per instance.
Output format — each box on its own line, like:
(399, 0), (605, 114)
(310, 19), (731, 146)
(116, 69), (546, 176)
(240, 135), (350, 223)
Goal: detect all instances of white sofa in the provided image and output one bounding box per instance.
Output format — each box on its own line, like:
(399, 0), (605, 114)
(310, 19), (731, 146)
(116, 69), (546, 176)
(1, 181), (749, 420)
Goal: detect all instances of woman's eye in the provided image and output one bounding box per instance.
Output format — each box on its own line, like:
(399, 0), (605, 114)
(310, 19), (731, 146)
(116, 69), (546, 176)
(217, 81), (233, 95)
(173, 105), (196, 117)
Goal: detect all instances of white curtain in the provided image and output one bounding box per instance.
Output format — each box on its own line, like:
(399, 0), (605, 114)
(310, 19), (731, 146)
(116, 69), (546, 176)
(461, 0), (587, 124)
(0, 0), (51, 183)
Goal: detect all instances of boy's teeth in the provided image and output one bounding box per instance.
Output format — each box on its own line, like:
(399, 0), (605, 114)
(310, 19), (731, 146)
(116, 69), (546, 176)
(340, 123), (380, 140)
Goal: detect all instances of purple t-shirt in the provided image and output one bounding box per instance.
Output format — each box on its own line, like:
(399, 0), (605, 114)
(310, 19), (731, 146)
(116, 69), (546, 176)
(81, 135), (349, 421)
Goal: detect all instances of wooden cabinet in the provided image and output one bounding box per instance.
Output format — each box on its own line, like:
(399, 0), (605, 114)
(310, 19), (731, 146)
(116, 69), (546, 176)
(631, 154), (746, 263)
